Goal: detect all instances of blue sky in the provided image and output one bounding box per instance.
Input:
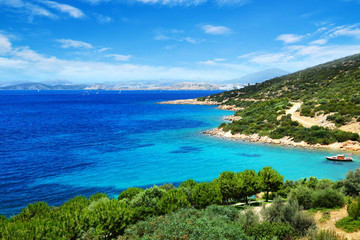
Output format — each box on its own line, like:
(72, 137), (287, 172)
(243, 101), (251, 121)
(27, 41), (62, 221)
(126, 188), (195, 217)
(0, 0), (360, 83)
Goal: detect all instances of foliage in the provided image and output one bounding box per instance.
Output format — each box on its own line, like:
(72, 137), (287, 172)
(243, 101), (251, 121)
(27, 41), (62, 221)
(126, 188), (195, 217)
(192, 182), (222, 209)
(347, 195), (360, 219)
(336, 216), (360, 233)
(157, 189), (190, 214)
(311, 188), (345, 209)
(118, 187), (144, 201)
(237, 169), (261, 204)
(307, 229), (348, 240)
(119, 207), (252, 240)
(262, 197), (315, 236)
(82, 198), (133, 238)
(246, 221), (294, 240)
(258, 166), (284, 201)
(217, 171), (239, 203)
(206, 54), (360, 144)
(179, 179), (197, 204)
(343, 168), (360, 196)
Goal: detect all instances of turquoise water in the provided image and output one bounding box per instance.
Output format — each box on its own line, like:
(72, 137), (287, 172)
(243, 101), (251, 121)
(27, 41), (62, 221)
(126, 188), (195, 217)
(1, 90), (359, 216)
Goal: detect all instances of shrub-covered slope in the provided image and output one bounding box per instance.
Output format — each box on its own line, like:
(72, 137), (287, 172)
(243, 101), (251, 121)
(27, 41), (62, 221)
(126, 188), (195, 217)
(204, 53), (360, 144)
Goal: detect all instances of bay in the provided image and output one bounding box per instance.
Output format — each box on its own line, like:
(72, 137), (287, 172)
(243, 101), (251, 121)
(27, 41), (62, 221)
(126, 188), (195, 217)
(0, 90), (359, 217)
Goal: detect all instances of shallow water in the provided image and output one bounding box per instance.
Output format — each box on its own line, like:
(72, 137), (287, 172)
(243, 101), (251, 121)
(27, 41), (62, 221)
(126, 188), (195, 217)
(0, 90), (359, 217)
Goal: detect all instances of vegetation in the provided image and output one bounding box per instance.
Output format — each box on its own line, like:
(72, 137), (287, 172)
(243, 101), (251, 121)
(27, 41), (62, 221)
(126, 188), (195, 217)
(206, 53), (360, 145)
(2, 167), (360, 239)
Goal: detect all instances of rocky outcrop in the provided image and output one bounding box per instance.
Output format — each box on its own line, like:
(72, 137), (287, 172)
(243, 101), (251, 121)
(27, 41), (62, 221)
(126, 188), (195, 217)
(204, 128), (360, 152)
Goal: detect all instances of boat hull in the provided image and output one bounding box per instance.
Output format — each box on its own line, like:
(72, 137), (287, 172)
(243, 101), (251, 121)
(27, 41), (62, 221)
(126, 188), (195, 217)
(326, 156), (353, 162)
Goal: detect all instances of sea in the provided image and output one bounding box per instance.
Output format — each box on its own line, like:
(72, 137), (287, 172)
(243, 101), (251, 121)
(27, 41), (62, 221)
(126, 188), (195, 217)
(1, 90), (359, 217)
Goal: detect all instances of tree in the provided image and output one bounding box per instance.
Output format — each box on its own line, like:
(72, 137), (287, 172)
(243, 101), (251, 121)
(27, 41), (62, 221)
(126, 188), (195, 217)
(343, 168), (360, 196)
(157, 189), (190, 214)
(118, 187), (144, 201)
(82, 198), (133, 238)
(237, 169), (261, 204)
(258, 166), (284, 202)
(179, 179), (197, 204)
(217, 171), (238, 204)
(192, 182), (222, 209)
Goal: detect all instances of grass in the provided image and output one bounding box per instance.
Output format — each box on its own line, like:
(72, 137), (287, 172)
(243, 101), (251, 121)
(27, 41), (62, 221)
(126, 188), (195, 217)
(308, 207), (340, 214)
(336, 216), (360, 233)
(319, 211), (331, 223)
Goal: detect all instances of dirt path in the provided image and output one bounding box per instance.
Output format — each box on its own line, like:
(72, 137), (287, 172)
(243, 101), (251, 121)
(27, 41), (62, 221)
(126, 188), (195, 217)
(286, 102), (320, 128)
(314, 207), (360, 240)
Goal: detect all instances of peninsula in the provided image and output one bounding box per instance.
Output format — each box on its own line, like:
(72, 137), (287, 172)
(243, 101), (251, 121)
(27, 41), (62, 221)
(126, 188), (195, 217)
(161, 53), (360, 152)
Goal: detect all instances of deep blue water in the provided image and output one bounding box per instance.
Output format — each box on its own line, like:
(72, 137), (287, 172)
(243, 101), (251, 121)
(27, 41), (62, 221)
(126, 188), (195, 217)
(1, 90), (359, 217)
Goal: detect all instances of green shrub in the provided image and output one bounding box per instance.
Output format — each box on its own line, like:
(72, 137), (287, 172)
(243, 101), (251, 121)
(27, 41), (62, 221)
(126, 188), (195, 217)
(336, 216), (360, 233)
(82, 198), (133, 238)
(343, 168), (360, 196)
(120, 207), (252, 240)
(157, 189), (190, 214)
(192, 182), (222, 209)
(348, 196), (360, 219)
(307, 229), (348, 240)
(289, 186), (313, 209)
(246, 221), (294, 240)
(311, 188), (345, 209)
(118, 187), (144, 201)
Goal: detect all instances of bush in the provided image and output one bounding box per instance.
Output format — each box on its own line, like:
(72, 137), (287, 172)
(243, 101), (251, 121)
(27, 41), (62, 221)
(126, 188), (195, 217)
(246, 221), (294, 240)
(120, 207), (252, 240)
(118, 187), (144, 201)
(343, 168), (360, 196)
(157, 189), (190, 214)
(336, 216), (360, 233)
(192, 182), (222, 209)
(311, 188), (345, 209)
(289, 186), (313, 209)
(82, 198), (133, 238)
(348, 196), (360, 219)
(307, 229), (348, 240)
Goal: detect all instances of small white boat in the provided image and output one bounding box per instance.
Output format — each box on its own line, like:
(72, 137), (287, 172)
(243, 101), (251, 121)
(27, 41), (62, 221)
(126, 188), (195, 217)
(326, 154), (354, 162)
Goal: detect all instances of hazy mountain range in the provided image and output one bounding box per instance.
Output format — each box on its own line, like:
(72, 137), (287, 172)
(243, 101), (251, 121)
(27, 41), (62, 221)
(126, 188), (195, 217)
(0, 68), (289, 90)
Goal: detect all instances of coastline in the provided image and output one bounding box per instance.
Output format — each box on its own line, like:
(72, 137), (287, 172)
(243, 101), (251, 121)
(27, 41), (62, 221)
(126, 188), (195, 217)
(160, 98), (360, 152)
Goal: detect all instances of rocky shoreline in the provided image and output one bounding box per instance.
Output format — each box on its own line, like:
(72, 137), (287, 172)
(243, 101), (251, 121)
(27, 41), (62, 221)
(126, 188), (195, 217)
(204, 128), (360, 152)
(159, 98), (360, 152)
(158, 98), (241, 111)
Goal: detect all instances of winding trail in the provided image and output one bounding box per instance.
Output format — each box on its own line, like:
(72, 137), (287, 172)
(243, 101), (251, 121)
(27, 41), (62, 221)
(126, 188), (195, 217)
(286, 102), (320, 128)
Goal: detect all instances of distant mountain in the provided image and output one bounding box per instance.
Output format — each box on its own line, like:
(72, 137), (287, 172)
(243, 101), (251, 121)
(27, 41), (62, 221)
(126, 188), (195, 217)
(0, 82), (87, 90)
(223, 68), (289, 85)
(41, 79), (74, 86)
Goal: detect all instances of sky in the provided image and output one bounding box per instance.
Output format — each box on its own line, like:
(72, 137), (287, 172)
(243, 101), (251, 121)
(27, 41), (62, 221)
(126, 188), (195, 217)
(0, 0), (360, 83)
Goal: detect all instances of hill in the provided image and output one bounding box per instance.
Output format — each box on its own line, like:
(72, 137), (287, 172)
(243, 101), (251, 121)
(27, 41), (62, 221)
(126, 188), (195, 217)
(222, 68), (289, 85)
(202, 53), (360, 148)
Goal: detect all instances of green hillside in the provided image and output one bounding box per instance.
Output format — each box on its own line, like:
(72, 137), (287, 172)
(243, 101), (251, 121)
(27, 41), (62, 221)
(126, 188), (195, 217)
(203, 53), (360, 144)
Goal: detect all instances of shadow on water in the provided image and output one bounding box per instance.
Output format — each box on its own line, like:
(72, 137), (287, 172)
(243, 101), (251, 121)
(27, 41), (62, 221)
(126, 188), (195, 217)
(170, 146), (202, 154)
(236, 153), (262, 158)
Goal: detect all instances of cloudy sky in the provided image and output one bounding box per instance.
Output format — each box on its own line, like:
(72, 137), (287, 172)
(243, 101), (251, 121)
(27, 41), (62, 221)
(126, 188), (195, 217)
(0, 0), (360, 83)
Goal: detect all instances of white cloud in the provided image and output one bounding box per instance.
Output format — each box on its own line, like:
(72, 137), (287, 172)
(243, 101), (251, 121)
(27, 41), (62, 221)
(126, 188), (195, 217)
(0, 0), (56, 19)
(105, 54), (132, 61)
(310, 39), (328, 45)
(202, 25), (232, 35)
(41, 1), (85, 18)
(0, 36), (256, 83)
(135, 0), (207, 6)
(198, 58), (226, 65)
(0, 34), (12, 54)
(133, 0), (250, 6)
(94, 13), (112, 23)
(154, 30), (203, 44)
(57, 39), (93, 49)
(329, 24), (360, 39)
(276, 34), (304, 44)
